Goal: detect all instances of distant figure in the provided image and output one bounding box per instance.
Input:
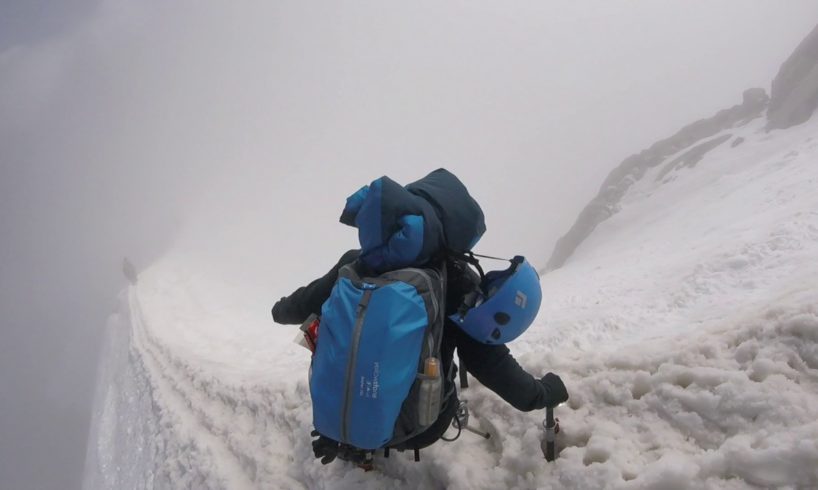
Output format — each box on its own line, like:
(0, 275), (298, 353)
(122, 257), (138, 285)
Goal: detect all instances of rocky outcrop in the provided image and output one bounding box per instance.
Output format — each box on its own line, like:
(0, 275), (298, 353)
(545, 89), (768, 272)
(546, 24), (818, 272)
(655, 133), (733, 182)
(767, 23), (818, 130)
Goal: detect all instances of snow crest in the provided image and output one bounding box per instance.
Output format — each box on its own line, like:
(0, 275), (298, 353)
(85, 118), (818, 488)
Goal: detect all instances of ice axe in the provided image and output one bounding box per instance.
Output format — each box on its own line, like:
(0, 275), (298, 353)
(541, 405), (560, 461)
(453, 400), (491, 439)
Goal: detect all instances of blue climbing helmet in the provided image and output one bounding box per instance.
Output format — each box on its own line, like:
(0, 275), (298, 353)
(449, 256), (542, 344)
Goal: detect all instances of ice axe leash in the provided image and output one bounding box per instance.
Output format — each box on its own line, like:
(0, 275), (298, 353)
(541, 405), (560, 461)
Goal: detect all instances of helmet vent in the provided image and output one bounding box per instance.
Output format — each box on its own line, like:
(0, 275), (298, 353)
(494, 312), (510, 325)
(491, 328), (501, 340)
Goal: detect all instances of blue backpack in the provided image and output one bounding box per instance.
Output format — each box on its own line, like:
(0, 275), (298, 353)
(310, 262), (446, 449)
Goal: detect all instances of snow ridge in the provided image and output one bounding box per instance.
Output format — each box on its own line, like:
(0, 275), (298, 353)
(545, 88), (768, 272)
(85, 113), (818, 488)
(82, 25), (818, 483)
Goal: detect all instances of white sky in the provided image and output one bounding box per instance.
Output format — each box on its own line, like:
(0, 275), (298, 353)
(1, 2), (817, 488)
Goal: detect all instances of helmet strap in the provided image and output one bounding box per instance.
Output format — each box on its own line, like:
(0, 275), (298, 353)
(470, 252), (512, 263)
(447, 250), (513, 282)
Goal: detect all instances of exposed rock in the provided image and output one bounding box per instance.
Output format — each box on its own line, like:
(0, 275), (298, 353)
(656, 134), (732, 182)
(545, 90), (768, 272)
(767, 23), (818, 130)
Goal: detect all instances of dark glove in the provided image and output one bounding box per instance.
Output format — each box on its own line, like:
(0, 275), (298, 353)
(272, 297), (299, 324)
(311, 430), (339, 464)
(540, 372), (569, 408)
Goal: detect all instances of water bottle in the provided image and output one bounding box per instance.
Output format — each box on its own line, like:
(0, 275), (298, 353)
(418, 357), (442, 427)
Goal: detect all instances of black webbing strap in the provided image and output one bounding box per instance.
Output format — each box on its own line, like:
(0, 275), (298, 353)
(458, 352), (469, 389)
(448, 250), (512, 281)
(449, 250), (486, 281)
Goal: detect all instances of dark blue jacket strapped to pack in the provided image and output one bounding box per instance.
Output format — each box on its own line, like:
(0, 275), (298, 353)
(339, 168), (486, 273)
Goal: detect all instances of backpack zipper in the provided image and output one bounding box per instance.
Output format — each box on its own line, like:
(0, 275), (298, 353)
(403, 268), (440, 319)
(341, 288), (373, 443)
(403, 267), (443, 364)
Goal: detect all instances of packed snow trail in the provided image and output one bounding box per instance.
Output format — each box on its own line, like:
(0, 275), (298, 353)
(85, 116), (818, 489)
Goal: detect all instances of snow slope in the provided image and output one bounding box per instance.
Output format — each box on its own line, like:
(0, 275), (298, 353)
(85, 114), (818, 489)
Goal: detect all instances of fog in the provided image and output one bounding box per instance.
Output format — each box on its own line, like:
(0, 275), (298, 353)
(2, 1), (817, 489)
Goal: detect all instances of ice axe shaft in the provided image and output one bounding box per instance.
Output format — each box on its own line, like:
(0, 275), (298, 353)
(453, 400), (491, 439)
(463, 424), (491, 439)
(542, 406), (558, 462)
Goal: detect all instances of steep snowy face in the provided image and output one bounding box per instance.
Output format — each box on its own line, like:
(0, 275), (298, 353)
(548, 22), (818, 271)
(545, 88), (769, 271)
(535, 114), (818, 348)
(517, 111), (818, 488)
(84, 115), (818, 489)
